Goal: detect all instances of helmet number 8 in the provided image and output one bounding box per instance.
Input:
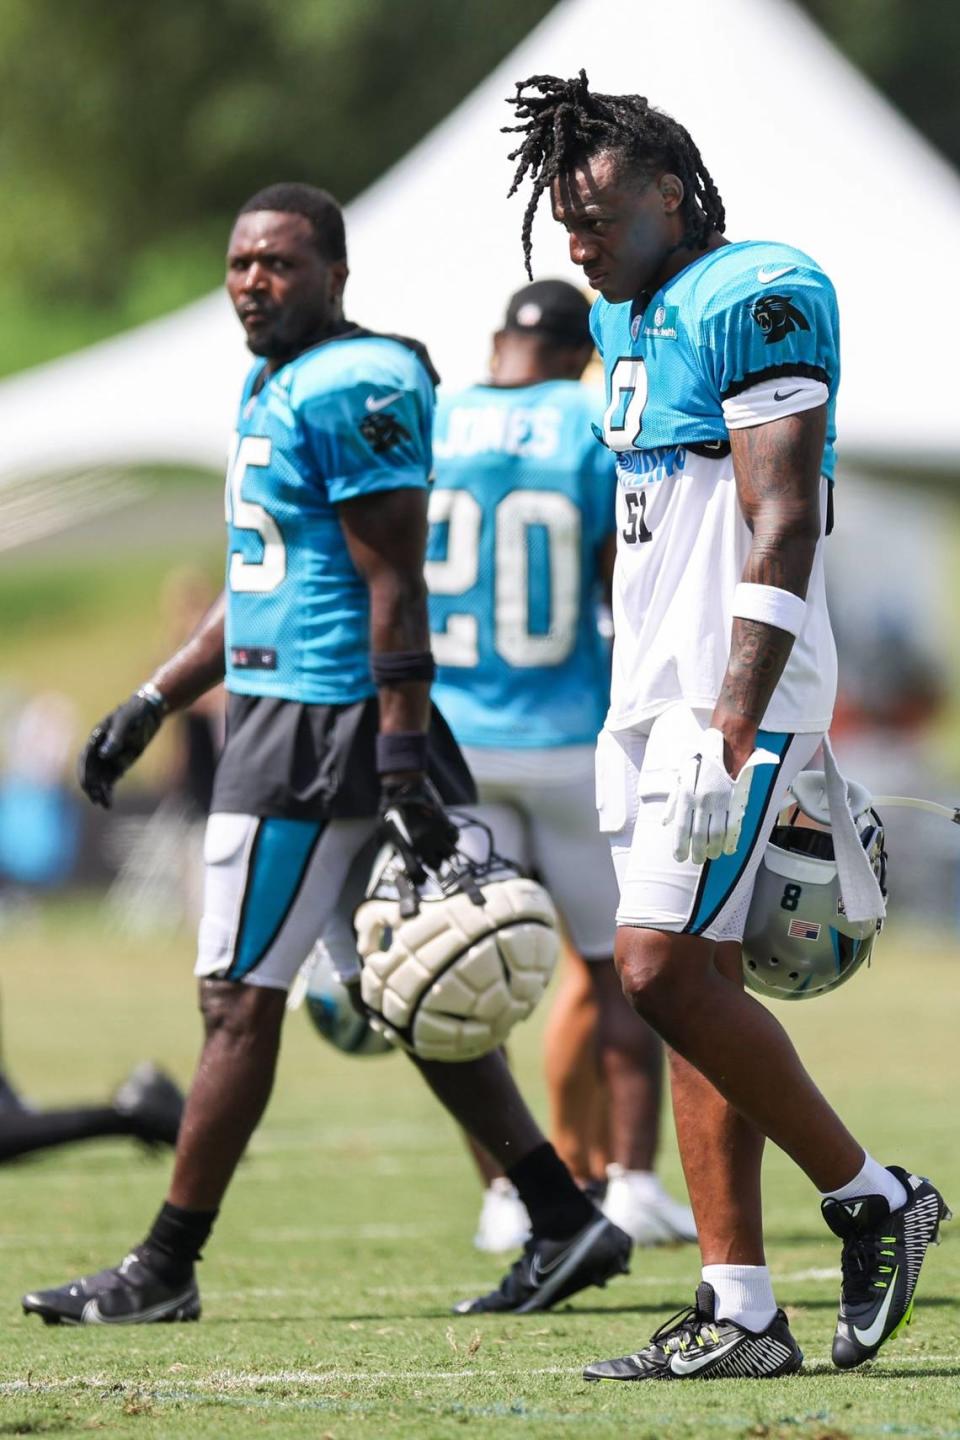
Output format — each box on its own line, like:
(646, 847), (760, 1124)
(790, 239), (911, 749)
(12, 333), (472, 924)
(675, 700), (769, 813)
(780, 883), (803, 912)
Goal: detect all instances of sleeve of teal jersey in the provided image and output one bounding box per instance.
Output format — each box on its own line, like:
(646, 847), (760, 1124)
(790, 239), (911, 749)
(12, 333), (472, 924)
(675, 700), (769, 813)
(697, 266), (840, 403)
(300, 349), (433, 504)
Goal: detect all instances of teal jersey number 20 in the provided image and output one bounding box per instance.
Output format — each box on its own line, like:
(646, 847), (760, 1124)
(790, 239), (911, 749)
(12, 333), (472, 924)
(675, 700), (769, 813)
(428, 380), (615, 748)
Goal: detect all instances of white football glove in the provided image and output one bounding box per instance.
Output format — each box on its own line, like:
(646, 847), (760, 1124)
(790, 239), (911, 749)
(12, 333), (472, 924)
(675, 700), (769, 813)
(663, 727), (779, 865)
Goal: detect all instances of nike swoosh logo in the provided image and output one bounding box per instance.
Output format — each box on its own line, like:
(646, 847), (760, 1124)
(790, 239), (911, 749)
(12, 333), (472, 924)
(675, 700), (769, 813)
(529, 1246), (576, 1284)
(774, 388), (801, 402)
(669, 1335), (742, 1375)
(853, 1265), (899, 1348)
(757, 265), (795, 282)
(365, 390), (403, 413)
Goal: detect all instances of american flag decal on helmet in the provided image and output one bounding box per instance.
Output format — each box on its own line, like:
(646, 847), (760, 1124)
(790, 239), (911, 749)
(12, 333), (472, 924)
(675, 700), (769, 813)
(788, 919), (821, 941)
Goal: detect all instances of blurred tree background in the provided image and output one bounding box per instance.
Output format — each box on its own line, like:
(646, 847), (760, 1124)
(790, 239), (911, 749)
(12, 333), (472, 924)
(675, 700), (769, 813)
(1, 0), (956, 377)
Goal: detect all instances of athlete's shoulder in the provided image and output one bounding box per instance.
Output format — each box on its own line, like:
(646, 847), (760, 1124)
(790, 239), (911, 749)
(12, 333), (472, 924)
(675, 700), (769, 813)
(680, 240), (837, 323)
(289, 331), (432, 405)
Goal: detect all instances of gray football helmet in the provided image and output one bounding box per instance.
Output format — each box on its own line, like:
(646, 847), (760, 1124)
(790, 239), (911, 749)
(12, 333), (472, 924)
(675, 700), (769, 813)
(742, 772), (887, 1001)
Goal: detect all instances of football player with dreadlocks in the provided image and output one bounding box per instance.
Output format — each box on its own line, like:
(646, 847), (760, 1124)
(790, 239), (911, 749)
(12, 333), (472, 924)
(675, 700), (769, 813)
(427, 278), (695, 1254)
(494, 70), (949, 1380)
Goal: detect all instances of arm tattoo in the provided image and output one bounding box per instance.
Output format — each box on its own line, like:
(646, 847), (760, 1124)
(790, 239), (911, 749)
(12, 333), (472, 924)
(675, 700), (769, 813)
(716, 618), (794, 727)
(714, 407), (826, 732)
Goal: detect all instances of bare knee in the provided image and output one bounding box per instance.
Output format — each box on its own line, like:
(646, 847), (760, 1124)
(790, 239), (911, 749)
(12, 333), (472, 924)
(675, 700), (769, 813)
(614, 929), (715, 1033)
(198, 978), (286, 1048)
(590, 956), (658, 1054)
(614, 936), (672, 1024)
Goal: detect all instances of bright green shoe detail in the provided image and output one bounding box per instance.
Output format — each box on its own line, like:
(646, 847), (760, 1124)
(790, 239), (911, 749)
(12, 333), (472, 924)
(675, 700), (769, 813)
(887, 1297), (915, 1343)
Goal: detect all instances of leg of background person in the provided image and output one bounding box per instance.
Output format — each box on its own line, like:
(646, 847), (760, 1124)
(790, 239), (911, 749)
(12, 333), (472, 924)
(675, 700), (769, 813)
(616, 927), (864, 1203)
(666, 942), (765, 1264)
(0, 1107), (132, 1162)
(544, 947), (606, 1183)
(589, 956), (661, 1173)
(167, 981), (286, 1211)
(413, 1048), (595, 1239)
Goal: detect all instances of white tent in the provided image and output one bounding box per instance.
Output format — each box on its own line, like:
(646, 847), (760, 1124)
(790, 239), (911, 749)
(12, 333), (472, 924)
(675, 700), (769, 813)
(3, 0), (960, 493)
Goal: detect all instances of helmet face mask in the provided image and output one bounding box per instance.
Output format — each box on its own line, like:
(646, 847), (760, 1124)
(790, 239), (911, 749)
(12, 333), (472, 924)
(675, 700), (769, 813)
(742, 782), (887, 1002)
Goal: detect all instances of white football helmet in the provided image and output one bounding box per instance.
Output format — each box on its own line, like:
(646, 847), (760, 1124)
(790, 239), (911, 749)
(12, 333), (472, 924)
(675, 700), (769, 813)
(742, 772), (887, 1001)
(355, 822), (559, 1062)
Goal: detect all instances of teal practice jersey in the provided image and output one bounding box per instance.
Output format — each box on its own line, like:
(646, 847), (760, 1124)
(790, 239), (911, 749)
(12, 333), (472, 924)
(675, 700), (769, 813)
(428, 381), (616, 748)
(224, 330), (434, 704)
(590, 240), (840, 478)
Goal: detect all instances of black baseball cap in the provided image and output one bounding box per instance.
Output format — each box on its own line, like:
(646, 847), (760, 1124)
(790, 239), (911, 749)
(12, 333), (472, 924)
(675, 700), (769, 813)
(502, 279), (592, 347)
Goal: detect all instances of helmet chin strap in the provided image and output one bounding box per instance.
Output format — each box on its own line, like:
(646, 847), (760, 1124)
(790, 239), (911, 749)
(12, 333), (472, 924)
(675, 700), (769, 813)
(870, 795), (960, 825)
(789, 739), (960, 926)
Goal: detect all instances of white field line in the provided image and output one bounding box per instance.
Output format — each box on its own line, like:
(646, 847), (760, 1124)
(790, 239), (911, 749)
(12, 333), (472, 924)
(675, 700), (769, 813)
(200, 1266), (842, 1300)
(3, 1354), (960, 1399)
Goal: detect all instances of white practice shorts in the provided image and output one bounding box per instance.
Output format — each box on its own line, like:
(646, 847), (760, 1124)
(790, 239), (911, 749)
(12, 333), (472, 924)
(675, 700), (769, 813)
(597, 706), (822, 942)
(457, 744), (619, 960)
(195, 812), (378, 991)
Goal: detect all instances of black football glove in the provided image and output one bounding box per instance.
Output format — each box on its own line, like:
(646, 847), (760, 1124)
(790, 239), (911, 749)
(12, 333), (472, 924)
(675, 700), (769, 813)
(378, 774), (459, 883)
(77, 687), (167, 808)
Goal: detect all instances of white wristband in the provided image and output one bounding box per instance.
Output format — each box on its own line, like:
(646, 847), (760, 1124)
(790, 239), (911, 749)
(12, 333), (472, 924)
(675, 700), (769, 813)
(732, 583), (807, 638)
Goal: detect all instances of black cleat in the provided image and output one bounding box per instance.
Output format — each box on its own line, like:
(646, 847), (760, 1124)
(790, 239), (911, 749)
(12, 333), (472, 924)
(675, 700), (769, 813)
(22, 1246), (200, 1326)
(584, 1281), (803, 1381)
(822, 1164), (951, 1370)
(113, 1063), (184, 1148)
(453, 1213), (630, 1315)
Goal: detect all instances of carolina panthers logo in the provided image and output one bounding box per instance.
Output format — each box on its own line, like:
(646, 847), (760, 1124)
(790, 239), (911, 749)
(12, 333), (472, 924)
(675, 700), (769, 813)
(750, 294), (810, 344)
(359, 411), (410, 454)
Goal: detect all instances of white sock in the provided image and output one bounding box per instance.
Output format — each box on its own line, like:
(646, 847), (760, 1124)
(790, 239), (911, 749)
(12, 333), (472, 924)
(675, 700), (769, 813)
(701, 1264), (776, 1332)
(821, 1153), (908, 1213)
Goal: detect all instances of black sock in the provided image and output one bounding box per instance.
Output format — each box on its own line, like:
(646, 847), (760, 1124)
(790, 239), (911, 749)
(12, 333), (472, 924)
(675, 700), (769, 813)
(144, 1202), (218, 1281)
(507, 1142), (596, 1241)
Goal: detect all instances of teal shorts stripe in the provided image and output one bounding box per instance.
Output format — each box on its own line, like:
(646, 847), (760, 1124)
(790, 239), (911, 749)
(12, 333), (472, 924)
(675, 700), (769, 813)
(685, 730), (792, 937)
(226, 817), (325, 981)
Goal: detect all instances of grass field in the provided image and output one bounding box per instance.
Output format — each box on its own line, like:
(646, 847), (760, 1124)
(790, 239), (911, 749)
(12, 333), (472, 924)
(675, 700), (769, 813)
(0, 900), (958, 1439)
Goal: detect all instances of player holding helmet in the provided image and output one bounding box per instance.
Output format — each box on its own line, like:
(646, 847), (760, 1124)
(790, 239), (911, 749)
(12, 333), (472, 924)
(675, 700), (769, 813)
(427, 279), (695, 1257)
(22, 182), (630, 1326)
(504, 71), (948, 1379)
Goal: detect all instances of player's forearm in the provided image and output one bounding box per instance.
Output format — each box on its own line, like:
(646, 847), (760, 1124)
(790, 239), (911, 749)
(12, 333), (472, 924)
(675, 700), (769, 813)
(713, 521), (819, 767)
(369, 572), (432, 737)
(717, 413), (823, 769)
(713, 615), (797, 756)
(149, 593), (227, 713)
